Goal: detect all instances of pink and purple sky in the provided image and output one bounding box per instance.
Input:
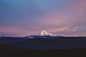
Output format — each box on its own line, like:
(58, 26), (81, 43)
(0, 0), (86, 37)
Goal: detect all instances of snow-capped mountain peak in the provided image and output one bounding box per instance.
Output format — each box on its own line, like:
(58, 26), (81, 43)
(37, 30), (53, 36)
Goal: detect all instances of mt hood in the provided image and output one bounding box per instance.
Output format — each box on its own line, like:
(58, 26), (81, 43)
(36, 30), (53, 36)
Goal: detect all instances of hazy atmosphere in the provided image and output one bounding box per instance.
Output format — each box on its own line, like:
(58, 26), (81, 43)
(0, 0), (86, 37)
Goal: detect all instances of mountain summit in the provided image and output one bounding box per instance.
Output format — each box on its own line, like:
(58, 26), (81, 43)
(36, 30), (53, 36)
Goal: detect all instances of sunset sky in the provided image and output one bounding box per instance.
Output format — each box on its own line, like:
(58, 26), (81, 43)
(0, 0), (86, 37)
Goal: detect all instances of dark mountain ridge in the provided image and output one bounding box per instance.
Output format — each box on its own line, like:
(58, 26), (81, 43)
(13, 38), (86, 50)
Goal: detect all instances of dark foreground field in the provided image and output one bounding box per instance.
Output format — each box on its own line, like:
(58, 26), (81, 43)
(0, 47), (86, 57)
(0, 37), (86, 57)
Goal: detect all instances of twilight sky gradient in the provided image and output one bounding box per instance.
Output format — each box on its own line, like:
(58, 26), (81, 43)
(0, 0), (86, 37)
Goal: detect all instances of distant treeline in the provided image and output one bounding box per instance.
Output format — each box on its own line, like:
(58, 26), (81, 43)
(0, 36), (86, 39)
(0, 36), (21, 38)
(0, 47), (86, 57)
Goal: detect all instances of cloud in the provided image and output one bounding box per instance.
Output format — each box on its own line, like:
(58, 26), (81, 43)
(47, 26), (70, 33)
(72, 29), (76, 31)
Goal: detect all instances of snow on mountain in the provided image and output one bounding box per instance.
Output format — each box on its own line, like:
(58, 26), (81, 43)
(36, 30), (53, 36)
